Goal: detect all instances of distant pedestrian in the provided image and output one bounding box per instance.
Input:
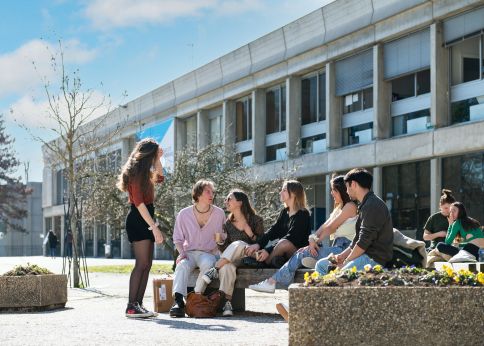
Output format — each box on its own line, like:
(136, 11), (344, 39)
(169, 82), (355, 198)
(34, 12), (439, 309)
(48, 230), (58, 259)
(117, 138), (165, 318)
(64, 230), (73, 257)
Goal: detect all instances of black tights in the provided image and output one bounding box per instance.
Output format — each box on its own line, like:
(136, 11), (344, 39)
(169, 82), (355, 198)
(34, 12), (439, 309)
(129, 239), (154, 304)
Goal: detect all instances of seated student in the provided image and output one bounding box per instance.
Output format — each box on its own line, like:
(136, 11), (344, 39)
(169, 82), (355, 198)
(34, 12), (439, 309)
(423, 189), (456, 249)
(246, 180), (311, 292)
(169, 180), (225, 318)
(435, 201), (484, 262)
(248, 175), (357, 294)
(201, 189), (265, 316)
(315, 168), (394, 275)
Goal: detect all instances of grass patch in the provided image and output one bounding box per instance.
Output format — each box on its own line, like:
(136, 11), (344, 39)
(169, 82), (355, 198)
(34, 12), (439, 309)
(84, 263), (173, 274)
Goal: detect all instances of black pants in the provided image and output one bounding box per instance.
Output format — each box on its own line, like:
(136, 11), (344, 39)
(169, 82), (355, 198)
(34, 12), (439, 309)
(436, 242), (480, 259)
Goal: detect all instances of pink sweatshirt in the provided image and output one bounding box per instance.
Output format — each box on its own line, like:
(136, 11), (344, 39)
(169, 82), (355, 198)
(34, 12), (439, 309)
(172, 205), (225, 256)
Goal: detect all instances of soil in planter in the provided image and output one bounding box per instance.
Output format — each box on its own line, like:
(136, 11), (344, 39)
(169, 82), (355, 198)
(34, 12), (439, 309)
(2, 264), (53, 276)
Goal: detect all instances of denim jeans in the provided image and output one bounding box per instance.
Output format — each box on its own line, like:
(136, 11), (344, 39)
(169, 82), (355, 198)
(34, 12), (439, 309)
(315, 252), (379, 275)
(272, 237), (351, 287)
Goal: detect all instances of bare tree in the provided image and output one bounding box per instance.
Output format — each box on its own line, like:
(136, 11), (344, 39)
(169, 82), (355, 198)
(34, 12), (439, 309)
(12, 40), (127, 287)
(0, 114), (30, 232)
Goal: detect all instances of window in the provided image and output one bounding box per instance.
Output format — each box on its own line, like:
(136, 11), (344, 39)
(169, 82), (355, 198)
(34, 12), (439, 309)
(300, 177), (326, 233)
(451, 36), (481, 85)
(391, 69), (430, 101)
(237, 151), (252, 167)
(266, 85), (286, 134)
(55, 169), (67, 205)
(342, 87), (373, 114)
(266, 143), (286, 162)
(382, 160), (430, 239)
(442, 152), (484, 225)
(209, 115), (223, 145)
(392, 109), (430, 136)
(301, 134), (326, 155)
(343, 122), (373, 146)
(236, 97), (252, 142)
(302, 72), (326, 124)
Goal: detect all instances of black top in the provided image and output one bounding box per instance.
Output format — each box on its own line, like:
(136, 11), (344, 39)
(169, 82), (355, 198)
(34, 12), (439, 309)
(219, 214), (265, 252)
(257, 208), (310, 253)
(351, 191), (394, 265)
(424, 212), (448, 248)
(48, 232), (58, 247)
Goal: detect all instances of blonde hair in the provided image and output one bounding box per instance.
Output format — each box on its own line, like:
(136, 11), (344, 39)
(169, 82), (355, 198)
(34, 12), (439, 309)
(284, 180), (307, 212)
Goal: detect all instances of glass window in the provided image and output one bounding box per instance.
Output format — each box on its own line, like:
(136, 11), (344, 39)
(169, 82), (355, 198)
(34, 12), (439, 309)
(266, 143), (286, 162)
(382, 160), (430, 239)
(343, 122), (373, 146)
(301, 177), (326, 232)
(209, 115), (222, 144)
(392, 109), (430, 136)
(416, 69), (430, 95)
(342, 87), (373, 114)
(301, 76), (317, 124)
(237, 151), (252, 167)
(362, 87), (373, 109)
(318, 72), (326, 121)
(266, 85), (286, 134)
(392, 74), (415, 101)
(451, 97), (480, 124)
(236, 98), (252, 142)
(442, 152), (484, 225)
(451, 36), (481, 85)
(301, 134), (326, 155)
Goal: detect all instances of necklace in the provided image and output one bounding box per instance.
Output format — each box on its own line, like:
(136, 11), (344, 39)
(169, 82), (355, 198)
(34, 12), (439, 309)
(194, 204), (211, 214)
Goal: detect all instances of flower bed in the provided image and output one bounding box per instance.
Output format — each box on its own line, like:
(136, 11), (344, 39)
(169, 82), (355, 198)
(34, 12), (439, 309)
(0, 264), (67, 312)
(289, 265), (484, 345)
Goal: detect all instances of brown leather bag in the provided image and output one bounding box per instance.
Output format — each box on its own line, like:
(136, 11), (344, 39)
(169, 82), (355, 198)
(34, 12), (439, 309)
(185, 291), (223, 318)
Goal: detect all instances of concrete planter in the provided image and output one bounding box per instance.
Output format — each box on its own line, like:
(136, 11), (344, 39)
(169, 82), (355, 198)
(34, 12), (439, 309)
(0, 274), (67, 311)
(289, 284), (484, 346)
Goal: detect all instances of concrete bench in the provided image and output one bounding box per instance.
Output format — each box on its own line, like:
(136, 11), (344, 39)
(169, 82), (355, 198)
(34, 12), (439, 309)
(188, 267), (311, 311)
(434, 261), (484, 273)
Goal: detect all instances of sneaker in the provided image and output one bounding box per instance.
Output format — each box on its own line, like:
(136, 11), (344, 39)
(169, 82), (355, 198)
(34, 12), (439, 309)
(276, 302), (289, 322)
(125, 302), (151, 318)
(449, 250), (477, 263)
(139, 303), (158, 317)
(222, 300), (234, 317)
(301, 257), (317, 269)
(248, 279), (276, 294)
(202, 267), (219, 284)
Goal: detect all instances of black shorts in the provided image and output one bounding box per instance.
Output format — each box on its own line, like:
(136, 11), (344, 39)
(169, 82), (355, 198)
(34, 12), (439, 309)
(125, 204), (155, 243)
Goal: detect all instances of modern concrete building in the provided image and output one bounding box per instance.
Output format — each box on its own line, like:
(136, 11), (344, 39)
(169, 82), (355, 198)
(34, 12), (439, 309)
(42, 0), (484, 258)
(0, 182), (43, 256)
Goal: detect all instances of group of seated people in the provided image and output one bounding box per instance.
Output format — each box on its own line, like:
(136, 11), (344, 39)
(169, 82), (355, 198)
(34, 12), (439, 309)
(168, 168), (483, 320)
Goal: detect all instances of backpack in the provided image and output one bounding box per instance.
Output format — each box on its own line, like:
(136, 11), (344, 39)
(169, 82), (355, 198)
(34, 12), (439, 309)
(185, 291), (223, 318)
(388, 244), (424, 268)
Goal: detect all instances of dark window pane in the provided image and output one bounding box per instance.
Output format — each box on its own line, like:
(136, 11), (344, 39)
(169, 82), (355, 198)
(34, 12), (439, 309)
(281, 86), (286, 131)
(266, 143), (286, 162)
(363, 87), (373, 109)
(266, 90), (277, 134)
(451, 97), (478, 124)
(416, 69), (430, 95)
(248, 99), (252, 140)
(301, 76), (317, 125)
(343, 91), (362, 114)
(318, 73), (326, 121)
(342, 122), (373, 146)
(392, 74), (415, 101)
(392, 109), (430, 136)
(235, 101), (246, 142)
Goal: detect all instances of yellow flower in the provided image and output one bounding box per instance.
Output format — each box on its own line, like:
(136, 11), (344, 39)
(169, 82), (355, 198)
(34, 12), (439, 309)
(351, 266), (357, 273)
(477, 272), (484, 285)
(364, 264), (372, 272)
(304, 272), (310, 281)
(373, 265), (383, 273)
(311, 271), (320, 280)
(445, 266), (454, 277)
(454, 276), (460, 283)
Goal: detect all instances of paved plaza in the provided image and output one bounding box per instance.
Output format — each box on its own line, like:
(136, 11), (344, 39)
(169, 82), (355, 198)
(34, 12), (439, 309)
(0, 257), (289, 346)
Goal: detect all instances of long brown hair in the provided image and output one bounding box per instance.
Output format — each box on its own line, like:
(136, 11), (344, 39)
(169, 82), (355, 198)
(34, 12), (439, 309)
(228, 189), (256, 222)
(284, 180), (307, 212)
(331, 174), (351, 210)
(452, 202), (481, 231)
(116, 138), (159, 198)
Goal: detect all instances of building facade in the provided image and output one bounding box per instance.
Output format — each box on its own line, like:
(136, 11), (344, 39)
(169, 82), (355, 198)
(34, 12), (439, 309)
(43, 0), (484, 258)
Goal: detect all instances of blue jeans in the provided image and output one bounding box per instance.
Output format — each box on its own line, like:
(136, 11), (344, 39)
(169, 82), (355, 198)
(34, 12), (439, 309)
(49, 247), (56, 257)
(315, 252), (379, 275)
(272, 237), (351, 287)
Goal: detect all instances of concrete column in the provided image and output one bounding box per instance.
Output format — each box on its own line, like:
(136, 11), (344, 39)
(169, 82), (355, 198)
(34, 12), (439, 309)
(372, 166), (382, 198)
(197, 110), (209, 150)
(223, 100), (236, 149)
(373, 44), (391, 139)
(252, 89), (266, 164)
(431, 22), (449, 128)
(121, 232), (131, 259)
(326, 61), (342, 149)
(175, 117), (186, 152)
(286, 76), (302, 158)
(430, 158), (442, 214)
(93, 222), (98, 257)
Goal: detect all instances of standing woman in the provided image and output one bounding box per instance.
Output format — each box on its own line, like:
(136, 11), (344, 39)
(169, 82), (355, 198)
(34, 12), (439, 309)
(117, 138), (165, 318)
(436, 201), (484, 262)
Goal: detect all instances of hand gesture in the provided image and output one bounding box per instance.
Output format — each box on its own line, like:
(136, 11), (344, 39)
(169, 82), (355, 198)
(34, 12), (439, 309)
(245, 243), (260, 256)
(308, 240), (319, 257)
(256, 249), (269, 262)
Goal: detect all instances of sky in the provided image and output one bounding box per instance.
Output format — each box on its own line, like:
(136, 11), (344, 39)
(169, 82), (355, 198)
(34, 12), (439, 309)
(0, 0), (334, 183)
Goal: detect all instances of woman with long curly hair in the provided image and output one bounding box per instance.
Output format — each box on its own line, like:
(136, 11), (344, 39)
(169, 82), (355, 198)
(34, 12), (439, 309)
(117, 138), (164, 318)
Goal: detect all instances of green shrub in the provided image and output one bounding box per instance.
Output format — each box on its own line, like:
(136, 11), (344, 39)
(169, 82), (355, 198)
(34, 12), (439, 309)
(2, 263), (53, 276)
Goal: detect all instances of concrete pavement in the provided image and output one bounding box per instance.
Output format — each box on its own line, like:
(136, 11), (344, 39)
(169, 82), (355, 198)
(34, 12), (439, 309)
(0, 257), (289, 345)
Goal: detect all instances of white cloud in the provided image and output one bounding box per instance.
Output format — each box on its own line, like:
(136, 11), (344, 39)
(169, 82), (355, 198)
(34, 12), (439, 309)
(6, 90), (110, 130)
(0, 39), (97, 99)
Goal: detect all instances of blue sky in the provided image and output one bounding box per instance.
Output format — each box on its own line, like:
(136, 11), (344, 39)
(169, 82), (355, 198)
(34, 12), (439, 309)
(1, 0), (333, 182)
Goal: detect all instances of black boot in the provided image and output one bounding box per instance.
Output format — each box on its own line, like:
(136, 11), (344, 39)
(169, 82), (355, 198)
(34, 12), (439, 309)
(169, 292), (185, 318)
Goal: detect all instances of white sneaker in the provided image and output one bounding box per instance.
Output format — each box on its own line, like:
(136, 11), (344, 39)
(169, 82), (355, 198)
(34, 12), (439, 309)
(222, 301), (233, 317)
(448, 250), (477, 263)
(248, 279), (275, 293)
(301, 257), (317, 269)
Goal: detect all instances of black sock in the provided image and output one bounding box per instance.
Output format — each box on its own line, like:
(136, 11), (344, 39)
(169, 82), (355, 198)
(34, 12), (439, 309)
(462, 243), (479, 259)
